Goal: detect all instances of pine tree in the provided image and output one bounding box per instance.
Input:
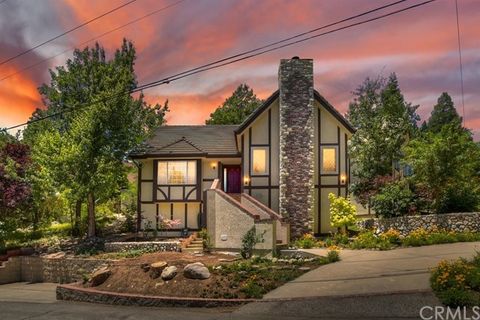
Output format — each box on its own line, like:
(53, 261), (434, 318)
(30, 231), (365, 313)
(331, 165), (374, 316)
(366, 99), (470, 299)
(425, 92), (462, 133)
(206, 84), (263, 125)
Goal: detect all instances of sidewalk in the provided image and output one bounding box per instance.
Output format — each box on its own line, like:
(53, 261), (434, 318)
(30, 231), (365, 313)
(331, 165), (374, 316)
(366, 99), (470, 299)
(264, 241), (480, 299)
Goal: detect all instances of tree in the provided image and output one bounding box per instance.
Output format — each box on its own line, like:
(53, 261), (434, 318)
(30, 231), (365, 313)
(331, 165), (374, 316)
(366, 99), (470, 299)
(424, 92), (462, 133)
(403, 123), (480, 213)
(24, 39), (168, 237)
(0, 141), (32, 221)
(347, 74), (419, 206)
(206, 84), (263, 125)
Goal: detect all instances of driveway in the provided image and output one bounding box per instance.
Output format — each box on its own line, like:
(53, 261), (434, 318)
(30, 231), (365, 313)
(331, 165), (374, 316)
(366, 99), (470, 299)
(264, 241), (480, 299)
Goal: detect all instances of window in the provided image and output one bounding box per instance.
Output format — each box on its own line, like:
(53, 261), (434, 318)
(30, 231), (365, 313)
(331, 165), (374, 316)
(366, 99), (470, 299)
(251, 147), (268, 175)
(321, 146), (338, 173)
(157, 161), (197, 185)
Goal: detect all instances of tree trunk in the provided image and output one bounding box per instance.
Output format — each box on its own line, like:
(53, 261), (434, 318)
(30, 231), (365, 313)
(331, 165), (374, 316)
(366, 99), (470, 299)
(87, 193), (96, 238)
(73, 200), (82, 236)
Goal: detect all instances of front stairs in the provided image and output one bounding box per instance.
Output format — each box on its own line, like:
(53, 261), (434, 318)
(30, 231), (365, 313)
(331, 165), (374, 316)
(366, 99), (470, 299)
(183, 238), (204, 254)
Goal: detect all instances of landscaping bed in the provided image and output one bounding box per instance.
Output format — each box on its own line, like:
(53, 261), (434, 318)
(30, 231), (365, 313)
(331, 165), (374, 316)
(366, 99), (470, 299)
(295, 228), (480, 251)
(77, 251), (334, 300)
(431, 252), (480, 307)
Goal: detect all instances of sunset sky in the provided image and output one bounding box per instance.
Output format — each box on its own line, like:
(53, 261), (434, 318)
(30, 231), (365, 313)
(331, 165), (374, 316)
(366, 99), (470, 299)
(0, 0), (479, 139)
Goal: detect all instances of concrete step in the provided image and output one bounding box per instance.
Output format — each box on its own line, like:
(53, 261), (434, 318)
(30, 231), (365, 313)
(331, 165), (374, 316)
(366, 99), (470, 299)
(187, 244), (203, 249)
(191, 240), (203, 244)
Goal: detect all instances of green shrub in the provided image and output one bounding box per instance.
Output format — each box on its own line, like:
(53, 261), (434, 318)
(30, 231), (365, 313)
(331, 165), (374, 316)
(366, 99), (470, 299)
(327, 249), (340, 262)
(295, 234), (317, 249)
(370, 181), (416, 218)
(198, 228), (212, 252)
(329, 193), (357, 233)
(436, 184), (480, 214)
(349, 231), (392, 250)
(240, 226), (265, 259)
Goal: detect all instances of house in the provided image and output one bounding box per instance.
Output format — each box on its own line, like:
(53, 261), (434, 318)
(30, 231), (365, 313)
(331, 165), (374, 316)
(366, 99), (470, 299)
(130, 57), (355, 249)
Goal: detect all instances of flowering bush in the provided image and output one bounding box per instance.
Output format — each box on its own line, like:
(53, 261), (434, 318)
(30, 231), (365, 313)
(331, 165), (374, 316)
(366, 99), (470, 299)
(430, 255), (480, 307)
(380, 228), (401, 244)
(295, 233), (318, 249)
(328, 193), (357, 233)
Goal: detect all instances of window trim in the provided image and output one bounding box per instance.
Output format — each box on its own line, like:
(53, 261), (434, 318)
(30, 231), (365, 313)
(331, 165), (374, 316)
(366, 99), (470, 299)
(250, 146), (269, 176)
(320, 145), (339, 174)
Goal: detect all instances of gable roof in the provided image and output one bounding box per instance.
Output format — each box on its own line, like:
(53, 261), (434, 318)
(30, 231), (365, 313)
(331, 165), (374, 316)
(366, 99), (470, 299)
(130, 125), (240, 158)
(235, 90), (355, 134)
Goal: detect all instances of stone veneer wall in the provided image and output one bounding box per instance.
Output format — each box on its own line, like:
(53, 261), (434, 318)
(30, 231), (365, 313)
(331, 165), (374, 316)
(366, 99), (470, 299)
(104, 241), (181, 253)
(0, 255), (113, 285)
(278, 58), (315, 239)
(358, 212), (480, 236)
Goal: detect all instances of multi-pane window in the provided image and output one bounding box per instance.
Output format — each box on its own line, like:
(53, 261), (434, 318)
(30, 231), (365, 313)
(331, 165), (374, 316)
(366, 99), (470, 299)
(321, 146), (338, 173)
(158, 161), (197, 185)
(251, 147), (268, 175)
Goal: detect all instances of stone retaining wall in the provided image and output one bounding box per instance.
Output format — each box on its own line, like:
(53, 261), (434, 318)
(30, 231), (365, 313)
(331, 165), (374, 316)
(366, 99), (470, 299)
(0, 255), (113, 285)
(104, 241), (181, 253)
(358, 212), (480, 236)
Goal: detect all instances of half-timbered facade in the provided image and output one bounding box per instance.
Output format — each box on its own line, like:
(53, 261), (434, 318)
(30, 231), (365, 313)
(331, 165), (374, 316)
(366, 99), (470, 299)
(130, 57), (355, 245)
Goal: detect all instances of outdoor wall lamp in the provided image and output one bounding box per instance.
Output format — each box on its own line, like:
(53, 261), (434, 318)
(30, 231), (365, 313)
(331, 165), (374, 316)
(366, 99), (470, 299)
(211, 162), (217, 170)
(340, 174), (347, 185)
(244, 176), (250, 186)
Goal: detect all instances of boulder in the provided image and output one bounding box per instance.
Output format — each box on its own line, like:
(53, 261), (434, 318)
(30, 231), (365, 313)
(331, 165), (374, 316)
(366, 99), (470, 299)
(149, 261), (168, 279)
(183, 262), (210, 280)
(161, 266), (178, 281)
(140, 263), (150, 272)
(90, 267), (111, 287)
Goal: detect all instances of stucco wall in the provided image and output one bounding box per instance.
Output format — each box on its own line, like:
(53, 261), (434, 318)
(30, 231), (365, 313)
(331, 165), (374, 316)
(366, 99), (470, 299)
(206, 189), (275, 250)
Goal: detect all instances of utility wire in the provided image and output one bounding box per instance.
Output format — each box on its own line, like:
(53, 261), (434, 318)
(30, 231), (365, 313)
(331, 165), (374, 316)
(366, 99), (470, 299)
(0, 0), (136, 67)
(454, 0), (465, 125)
(0, 0), (186, 82)
(2, 0), (438, 132)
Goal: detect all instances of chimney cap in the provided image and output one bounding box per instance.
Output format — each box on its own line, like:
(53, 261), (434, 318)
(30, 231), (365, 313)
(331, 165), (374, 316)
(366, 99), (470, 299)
(291, 56), (300, 59)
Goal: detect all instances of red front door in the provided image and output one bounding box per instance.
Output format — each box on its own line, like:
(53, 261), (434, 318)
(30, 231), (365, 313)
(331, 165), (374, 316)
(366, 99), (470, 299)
(225, 166), (241, 193)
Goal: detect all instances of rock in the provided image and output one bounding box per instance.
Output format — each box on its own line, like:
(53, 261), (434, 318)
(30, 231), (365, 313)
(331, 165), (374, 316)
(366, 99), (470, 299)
(299, 267), (311, 271)
(90, 267), (111, 287)
(150, 261), (168, 279)
(183, 262), (210, 279)
(140, 263), (150, 272)
(161, 266), (178, 280)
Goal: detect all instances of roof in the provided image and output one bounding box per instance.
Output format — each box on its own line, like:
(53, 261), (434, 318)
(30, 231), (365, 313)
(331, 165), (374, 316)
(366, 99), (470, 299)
(130, 125), (240, 158)
(235, 90), (355, 134)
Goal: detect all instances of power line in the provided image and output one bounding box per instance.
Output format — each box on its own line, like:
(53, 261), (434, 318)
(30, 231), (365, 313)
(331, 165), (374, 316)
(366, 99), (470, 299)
(454, 0), (465, 125)
(0, 0), (136, 67)
(0, 0), (186, 83)
(2, 0), (438, 132)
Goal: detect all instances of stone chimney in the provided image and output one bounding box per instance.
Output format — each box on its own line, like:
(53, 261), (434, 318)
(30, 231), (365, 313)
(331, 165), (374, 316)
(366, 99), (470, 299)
(278, 57), (315, 239)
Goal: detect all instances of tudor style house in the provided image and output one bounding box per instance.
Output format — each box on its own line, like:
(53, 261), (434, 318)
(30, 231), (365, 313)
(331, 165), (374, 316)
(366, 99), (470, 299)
(130, 57), (355, 249)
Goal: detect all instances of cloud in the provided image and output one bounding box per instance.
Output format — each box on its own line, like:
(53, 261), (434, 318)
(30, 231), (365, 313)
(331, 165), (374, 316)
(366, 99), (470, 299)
(0, 0), (479, 140)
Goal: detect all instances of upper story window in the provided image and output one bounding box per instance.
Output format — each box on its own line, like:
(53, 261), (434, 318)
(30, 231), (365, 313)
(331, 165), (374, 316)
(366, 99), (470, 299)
(251, 147), (269, 175)
(321, 146), (338, 174)
(158, 160), (197, 185)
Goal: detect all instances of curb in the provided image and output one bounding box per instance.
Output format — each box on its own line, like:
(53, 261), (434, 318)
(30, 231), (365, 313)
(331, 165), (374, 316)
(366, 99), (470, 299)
(56, 283), (258, 308)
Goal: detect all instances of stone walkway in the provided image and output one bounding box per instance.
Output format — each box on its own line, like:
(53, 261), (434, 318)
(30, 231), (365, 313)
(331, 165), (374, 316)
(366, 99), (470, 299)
(264, 241), (480, 299)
